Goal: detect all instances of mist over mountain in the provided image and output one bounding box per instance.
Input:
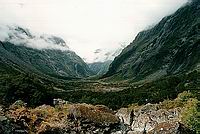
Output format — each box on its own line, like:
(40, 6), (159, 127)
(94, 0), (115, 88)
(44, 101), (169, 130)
(0, 25), (70, 51)
(88, 45), (125, 75)
(0, 25), (93, 78)
(0, 0), (188, 62)
(104, 0), (200, 81)
(92, 45), (125, 63)
(0, 1), (200, 134)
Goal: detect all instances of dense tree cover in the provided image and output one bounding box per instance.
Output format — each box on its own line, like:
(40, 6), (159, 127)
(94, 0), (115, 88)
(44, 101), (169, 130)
(0, 70), (199, 110)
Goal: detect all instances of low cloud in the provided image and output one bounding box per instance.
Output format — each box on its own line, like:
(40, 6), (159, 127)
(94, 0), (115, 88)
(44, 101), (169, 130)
(0, 0), (189, 62)
(91, 45), (125, 63)
(0, 24), (70, 51)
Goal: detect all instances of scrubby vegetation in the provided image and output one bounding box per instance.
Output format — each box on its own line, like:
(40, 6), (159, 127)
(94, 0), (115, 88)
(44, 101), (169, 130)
(2, 91), (199, 133)
(182, 98), (200, 133)
(127, 91), (200, 133)
(163, 91), (200, 134)
(4, 101), (119, 133)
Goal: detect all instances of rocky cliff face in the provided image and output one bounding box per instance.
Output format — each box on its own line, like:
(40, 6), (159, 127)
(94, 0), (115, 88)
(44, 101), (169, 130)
(0, 25), (93, 78)
(104, 0), (200, 81)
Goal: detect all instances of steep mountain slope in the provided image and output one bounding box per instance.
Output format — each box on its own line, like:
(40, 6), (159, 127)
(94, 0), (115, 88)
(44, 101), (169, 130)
(88, 60), (112, 75)
(104, 0), (200, 81)
(0, 25), (93, 79)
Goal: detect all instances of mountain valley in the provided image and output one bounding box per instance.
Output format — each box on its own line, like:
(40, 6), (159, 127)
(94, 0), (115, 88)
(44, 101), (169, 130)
(0, 0), (200, 133)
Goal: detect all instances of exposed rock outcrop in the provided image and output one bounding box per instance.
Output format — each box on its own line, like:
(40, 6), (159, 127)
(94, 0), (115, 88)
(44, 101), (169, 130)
(0, 100), (194, 134)
(114, 103), (189, 134)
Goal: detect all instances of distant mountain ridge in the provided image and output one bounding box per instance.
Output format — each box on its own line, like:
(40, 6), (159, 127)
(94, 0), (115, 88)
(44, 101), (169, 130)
(88, 60), (112, 76)
(0, 25), (93, 78)
(92, 45), (125, 63)
(88, 46), (125, 75)
(104, 0), (200, 81)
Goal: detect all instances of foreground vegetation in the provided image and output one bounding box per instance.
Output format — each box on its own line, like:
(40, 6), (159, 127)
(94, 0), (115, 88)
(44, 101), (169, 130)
(160, 91), (200, 133)
(1, 91), (199, 133)
(0, 66), (200, 132)
(0, 68), (199, 109)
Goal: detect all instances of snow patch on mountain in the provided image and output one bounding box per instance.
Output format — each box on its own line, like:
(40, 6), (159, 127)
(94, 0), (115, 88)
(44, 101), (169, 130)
(0, 24), (70, 51)
(92, 45), (126, 63)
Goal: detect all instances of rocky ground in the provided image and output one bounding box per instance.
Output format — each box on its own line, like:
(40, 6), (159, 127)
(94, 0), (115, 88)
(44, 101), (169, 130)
(0, 92), (196, 134)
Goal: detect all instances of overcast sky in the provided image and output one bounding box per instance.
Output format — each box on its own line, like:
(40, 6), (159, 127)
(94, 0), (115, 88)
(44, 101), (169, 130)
(0, 0), (188, 62)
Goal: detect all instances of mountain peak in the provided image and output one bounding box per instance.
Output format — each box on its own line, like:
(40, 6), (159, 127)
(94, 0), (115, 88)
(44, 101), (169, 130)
(40, 34), (69, 48)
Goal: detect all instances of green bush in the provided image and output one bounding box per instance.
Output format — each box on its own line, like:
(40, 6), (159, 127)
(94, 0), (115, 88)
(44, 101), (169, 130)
(181, 98), (200, 133)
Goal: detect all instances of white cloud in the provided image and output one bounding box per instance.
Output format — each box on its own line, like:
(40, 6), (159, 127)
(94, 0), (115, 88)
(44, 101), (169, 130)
(0, 0), (188, 62)
(0, 24), (70, 51)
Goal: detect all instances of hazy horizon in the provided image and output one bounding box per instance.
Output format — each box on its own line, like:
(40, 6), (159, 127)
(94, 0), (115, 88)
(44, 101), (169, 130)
(0, 0), (188, 62)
